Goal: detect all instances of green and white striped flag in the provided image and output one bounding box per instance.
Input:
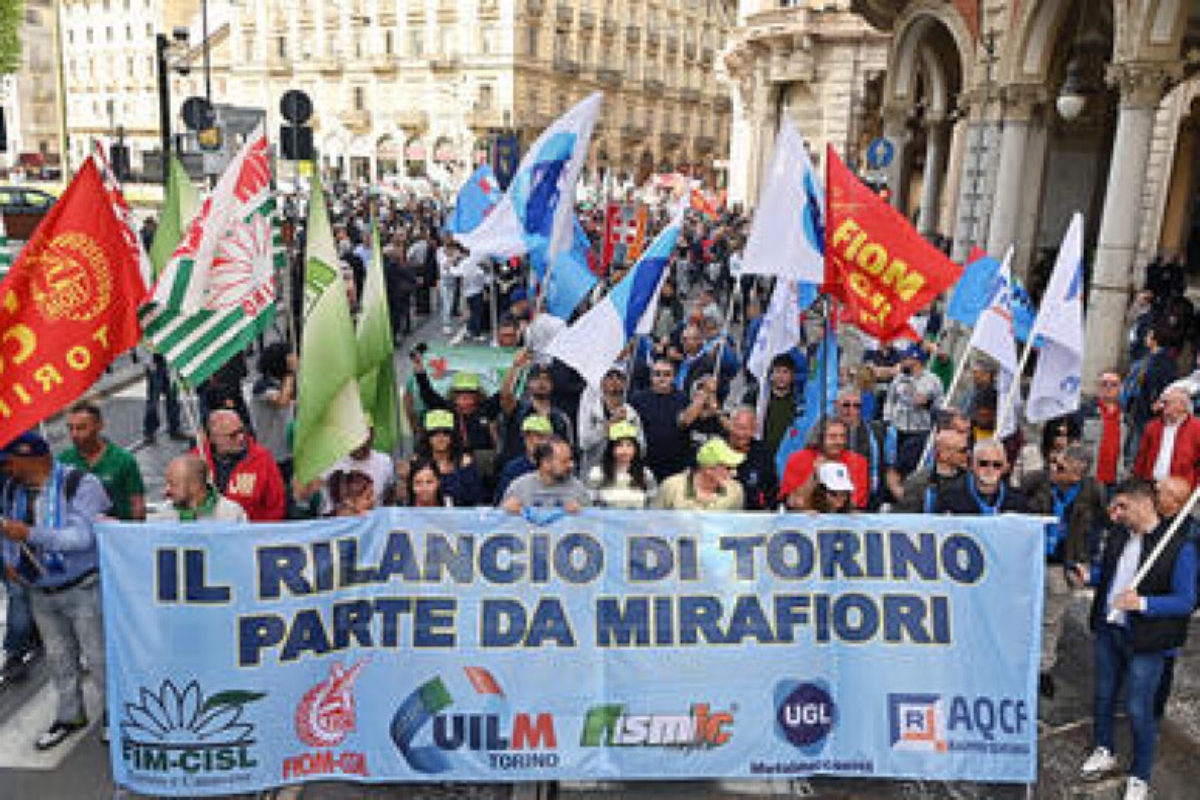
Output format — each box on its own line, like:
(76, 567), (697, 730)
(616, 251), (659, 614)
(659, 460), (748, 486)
(293, 177), (369, 485)
(140, 127), (282, 386)
(0, 214), (12, 277)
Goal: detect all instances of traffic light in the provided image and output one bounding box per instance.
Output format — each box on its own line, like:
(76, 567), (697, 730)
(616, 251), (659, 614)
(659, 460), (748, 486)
(280, 125), (314, 161)
(110, 142), (130, 180)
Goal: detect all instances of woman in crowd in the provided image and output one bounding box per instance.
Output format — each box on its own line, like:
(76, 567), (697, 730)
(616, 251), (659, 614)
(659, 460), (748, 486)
(406, 458), (447, 508)
(783, 462), (857, 513)
(586, 422), (658, 509)
(328, 469), (375, 517)
(416, 409), (484, 506)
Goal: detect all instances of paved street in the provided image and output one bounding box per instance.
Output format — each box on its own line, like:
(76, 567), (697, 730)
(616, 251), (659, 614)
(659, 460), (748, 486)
(0, 312), (1197, 799)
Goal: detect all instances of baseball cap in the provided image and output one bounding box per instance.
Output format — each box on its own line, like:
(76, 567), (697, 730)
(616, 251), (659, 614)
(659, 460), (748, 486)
(608, 421), (639, 442)
(521, 415), (553, 435)
(817, 462), (855, 493)
(0, 432), (50, 460)
(696, 438), (745, 469)
(424, 409), (455, 431)
(901, 344), (928, 363)
(450, 371), (482, 392)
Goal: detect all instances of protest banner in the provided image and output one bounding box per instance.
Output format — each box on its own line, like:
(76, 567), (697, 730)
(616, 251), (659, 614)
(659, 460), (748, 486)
(101, 510), (1043, 795)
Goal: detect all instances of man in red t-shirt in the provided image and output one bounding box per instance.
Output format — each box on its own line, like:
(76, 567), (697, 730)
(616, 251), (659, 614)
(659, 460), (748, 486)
(1081, 371), (1127, 488)
(780, 419), (870, 509)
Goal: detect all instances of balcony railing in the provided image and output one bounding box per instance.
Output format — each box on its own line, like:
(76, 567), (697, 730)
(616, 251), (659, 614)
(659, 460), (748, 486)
(553, 55), (579, 74)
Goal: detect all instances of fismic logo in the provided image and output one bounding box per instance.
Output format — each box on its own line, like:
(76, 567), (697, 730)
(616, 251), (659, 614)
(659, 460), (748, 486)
(120, 679), (264, 781)
(774, 680), (836, 753)
(580, 703), (734, 749)
(888, 693), (1031, 755)
(282, 660), (370, 780)
(391, 666), (559, 773)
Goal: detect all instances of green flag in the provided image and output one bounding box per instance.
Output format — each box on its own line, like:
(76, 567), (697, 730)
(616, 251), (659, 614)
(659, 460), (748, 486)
(357, 225), (400, 454)
(0, 215), (12, 278)
(147, 154), (201, 276)
(292, 176), (369, 485)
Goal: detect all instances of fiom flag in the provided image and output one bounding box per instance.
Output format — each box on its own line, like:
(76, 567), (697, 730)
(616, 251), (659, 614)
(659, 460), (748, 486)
(91, 140), (154, 288)
(455, 93), (602, 268)
(549, 211), (683, 387)
(292, 177), (369, 485)
(741, 120), (825, 283)
(1026, 213), (1085, 423)
(141, 126), (283, 386)
(825, 145), (962, 340)
(445, 164), (502, 235)
(0, 159), (146, 447)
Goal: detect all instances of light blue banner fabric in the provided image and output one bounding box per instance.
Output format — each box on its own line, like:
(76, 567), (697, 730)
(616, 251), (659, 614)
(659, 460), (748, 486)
(100, 511), (1044, 795)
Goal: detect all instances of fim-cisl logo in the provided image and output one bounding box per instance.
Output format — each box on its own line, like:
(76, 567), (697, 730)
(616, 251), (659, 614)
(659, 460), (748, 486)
(391, 666), (559, 774)
(121, 679), (264, 785)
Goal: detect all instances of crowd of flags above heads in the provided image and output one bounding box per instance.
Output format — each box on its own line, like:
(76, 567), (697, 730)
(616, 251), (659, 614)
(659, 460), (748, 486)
(0, 89), (1086, 464)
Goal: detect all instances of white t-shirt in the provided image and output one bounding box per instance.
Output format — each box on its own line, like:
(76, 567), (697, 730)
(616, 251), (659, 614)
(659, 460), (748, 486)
(324, 450), (396, 510)
(1153, 419), (1181, 480)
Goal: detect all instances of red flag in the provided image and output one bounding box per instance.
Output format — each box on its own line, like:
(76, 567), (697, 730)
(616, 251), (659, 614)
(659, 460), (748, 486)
(0, 159), (146, 447)
(824, 145), (962, 340)
(689, 187), (717, 218)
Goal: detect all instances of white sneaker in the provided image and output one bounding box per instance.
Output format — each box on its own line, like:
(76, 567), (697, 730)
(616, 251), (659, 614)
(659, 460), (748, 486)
(1080, 746), (1118, 780)
(1124, 777), (1149, 800)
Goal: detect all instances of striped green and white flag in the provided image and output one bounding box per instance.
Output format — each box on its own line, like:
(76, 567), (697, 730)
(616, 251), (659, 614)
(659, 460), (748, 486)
(0, 214), (12, 277)
(140, 126), (282, 386)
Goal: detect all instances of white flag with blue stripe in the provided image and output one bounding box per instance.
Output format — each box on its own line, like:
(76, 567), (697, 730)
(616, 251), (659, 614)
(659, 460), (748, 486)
(1026, 213), (1085, 423)
(455, 93), (602, 267)
(548, 211), (683, 387)
(967, 247), (1019, 438)
(739, 119), (825, 283)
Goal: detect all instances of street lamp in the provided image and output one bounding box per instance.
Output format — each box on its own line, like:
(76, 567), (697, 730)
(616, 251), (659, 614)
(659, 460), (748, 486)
(156, 27), (191, 185)
(1055, 61), (1087, 121)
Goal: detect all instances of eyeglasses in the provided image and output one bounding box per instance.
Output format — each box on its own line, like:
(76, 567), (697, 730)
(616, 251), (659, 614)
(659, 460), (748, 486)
(839, 401), (862, 408)
(1099, 379), (1120, 386)
(976, 459), (1005, 469)
(652, 370), (673, 377)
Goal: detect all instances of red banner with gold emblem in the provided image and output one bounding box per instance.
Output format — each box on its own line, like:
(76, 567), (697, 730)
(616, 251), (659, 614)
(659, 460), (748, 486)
(0, 159), (146, 447)
(824, 145), (962, 340)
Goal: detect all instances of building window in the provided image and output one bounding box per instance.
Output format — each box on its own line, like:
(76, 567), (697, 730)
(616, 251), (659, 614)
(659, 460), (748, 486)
(410, 29), (424, 56)
(385, 30), (394, 55)
(276, 37), (287, 58)
(526, 25), (538, 57)
(353, 86), (365, 111)
(478, 84), (494, 108)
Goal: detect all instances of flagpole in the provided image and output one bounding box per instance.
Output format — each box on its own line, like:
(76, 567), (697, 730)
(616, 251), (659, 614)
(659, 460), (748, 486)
(916, 335), (976, 470)
(708, 279), (742, 383)
(488, 259), (500, 344)
(996, 334), (1036, 440)
(1107, 479), (1200, 623)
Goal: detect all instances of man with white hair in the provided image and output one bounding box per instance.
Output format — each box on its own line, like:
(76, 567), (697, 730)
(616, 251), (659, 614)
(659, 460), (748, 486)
(1133, 385), (1200, 488)
(934, 439), (1028, 514)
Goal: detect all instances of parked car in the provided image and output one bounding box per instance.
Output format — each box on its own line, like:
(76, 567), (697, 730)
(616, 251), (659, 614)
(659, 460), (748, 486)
(0, 186), (57, 241)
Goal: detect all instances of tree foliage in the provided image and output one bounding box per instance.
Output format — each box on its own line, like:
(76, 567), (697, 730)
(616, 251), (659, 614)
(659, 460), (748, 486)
(0, 0), (24, 77)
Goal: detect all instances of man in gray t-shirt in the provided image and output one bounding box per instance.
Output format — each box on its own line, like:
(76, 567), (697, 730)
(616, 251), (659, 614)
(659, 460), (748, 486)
(500, 438), (590, 513)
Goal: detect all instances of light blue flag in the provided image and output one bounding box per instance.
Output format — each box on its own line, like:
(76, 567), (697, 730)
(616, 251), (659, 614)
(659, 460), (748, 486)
(776, 316), (839, 476)
(445, 165), (502, 235)
(948, 248), (1036, 342)
(539, 219), (598, 319)
(548, 213), (683, 386)
(455, 94), (602, 266)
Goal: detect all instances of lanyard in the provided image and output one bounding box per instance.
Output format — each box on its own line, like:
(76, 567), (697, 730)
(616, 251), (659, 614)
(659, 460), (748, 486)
(968, 474), (1005, 516)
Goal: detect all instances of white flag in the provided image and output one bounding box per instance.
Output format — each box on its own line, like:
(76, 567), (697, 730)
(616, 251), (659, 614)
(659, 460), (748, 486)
(967, 247), (1019, 438)
(747, 278), (804, 435)
(1027, 213), (1085, 422)
(739, 120), (825, 283)
(456, 93), (602, 267)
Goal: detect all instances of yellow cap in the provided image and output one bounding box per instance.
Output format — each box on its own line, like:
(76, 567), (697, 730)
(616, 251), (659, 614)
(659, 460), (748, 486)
(696, 437), (745, 468)
(607, 421), (639, 442)
(424, 409), (455, 431)
(450, 371), (482, 392)
(522, 415), (553, 434)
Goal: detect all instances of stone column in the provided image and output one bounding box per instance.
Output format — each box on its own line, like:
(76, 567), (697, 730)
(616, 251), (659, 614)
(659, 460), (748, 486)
(917, 115), (949, 237)
(986, 86), (1042, 256)
(881, 105), (910, 209)
(939, 114), (968, 239)
(1082, 64), (1172, 381)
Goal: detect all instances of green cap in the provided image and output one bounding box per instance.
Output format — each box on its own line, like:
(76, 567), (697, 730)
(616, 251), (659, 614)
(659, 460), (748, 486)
(522, 415), (553, 435)
(696, 437), (745, 469)
(607, 421), (639, 442)
(424, 409), (455, 431)
(450, 371), (482, 392)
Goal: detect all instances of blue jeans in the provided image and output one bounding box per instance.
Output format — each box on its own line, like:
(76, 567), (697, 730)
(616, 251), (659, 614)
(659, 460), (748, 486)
(2, 574), (37, 656)
(143, 354), (182, 437)
(1093, 622), (1164, 781)
(466, 292), (485, 337)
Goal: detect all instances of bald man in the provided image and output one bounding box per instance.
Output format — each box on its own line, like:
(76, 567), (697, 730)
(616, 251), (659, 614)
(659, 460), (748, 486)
(152, 455), (248, 522)
(898, 428), (969, 512)
(197, 410), (286, 521)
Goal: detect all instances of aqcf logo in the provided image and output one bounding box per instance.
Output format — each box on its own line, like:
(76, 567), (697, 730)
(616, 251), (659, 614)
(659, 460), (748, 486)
(391, 667), (558, 774)
(295, 659), (368, 748)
